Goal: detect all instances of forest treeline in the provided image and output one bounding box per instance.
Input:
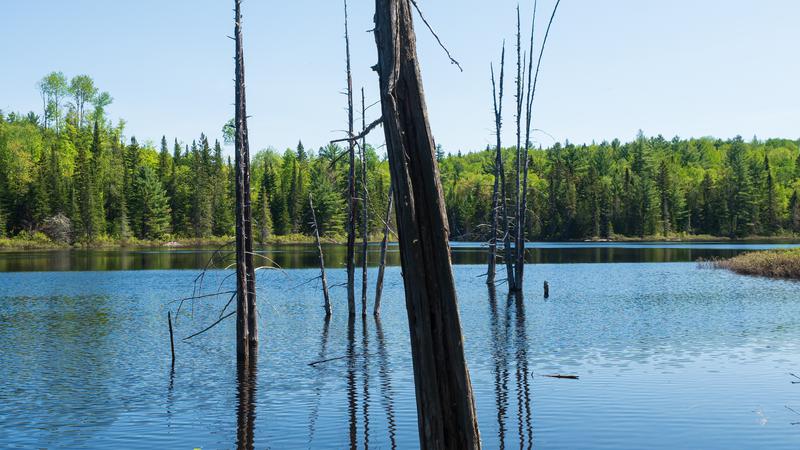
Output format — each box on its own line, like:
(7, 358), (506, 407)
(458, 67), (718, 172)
(2, 72), (800, 244)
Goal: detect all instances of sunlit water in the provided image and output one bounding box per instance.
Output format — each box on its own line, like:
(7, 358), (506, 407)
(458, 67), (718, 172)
(1, 243), (799, 449)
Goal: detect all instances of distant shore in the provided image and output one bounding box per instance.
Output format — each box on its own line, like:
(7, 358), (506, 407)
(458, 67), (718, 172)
(711, 248), (800, 280)
(1, 232), (799, 251)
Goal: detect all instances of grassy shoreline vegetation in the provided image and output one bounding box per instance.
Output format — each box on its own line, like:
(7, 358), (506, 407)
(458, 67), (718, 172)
(3, 72), (800, 249)
(712, 248), (800, 280)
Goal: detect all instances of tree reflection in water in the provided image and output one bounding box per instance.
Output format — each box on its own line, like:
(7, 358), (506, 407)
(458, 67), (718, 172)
(236, 356), (257, 450)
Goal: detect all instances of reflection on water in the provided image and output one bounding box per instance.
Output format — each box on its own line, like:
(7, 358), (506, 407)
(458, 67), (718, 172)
(1, 241), (798, 271)
(236, 357), (257, 450)
(2, 253), (800, 448)
(489, 286), (535, 449)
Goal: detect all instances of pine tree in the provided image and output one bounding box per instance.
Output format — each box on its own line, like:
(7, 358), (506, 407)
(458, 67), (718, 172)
(130, 166), (171, 239)
(47, 144), (66, 215)
(254, 186), (272, 243)
(211, 140), (233, 235)
(189, 138), (212, 237)
(158, 135), (170, 183)
(303, 166), (345, 236)
(763, 152), (779, 233)
(28, 155), (51, 230)
(0, 201), (5, 238)
(74, 123), (103, 242)
(124, 137), (140, 207)
(657, 160), (672, 236)
(790, 190), (800, 233)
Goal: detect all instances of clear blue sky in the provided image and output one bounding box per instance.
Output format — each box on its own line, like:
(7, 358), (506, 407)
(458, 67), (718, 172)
(2, 1), (799, 154)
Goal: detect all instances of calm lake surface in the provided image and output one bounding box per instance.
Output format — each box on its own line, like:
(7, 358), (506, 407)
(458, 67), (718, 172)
(1, 242), (799, 449)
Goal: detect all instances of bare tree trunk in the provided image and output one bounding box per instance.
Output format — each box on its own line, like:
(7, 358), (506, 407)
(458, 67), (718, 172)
(361, 87), (369, 317)
(512, 7), (524, 292)
(344, 0), (357, 317)
(310, 194), (332, 317)
(516, 7), (536, 290)
(374, 1), (481, 447)
(487, 44), (506, 286)
(516, 0), (561, 290)
(234, 0), (257, 362)
(373, 184), (393, 316)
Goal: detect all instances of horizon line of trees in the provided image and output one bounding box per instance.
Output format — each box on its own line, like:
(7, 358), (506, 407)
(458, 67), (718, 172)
(2, 73), (800, 244)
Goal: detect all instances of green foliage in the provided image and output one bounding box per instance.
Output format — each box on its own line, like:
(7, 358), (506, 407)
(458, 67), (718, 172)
(3, 72), (800, 245)
(130, 166), (171, 240)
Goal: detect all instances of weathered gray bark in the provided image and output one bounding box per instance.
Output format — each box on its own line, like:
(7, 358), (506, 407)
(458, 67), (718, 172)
(234, 0), (257, 361)
(374, 1), (481, 447)
(511, 7), (523, 292)
(344, 0), (357, 316)
(514, 0), (561, 291)
(309, 194), (332, 317)
(373, 184), (393, 316)
(361, 87), (369, 317)
(487, 44), (506, 286)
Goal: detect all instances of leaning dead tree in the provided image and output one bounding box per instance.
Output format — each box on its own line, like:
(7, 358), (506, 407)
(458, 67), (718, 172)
(234, 0), (258, 361)
(487, 42), (511, 286)
(344, 0), (357, 316)
(309, 194), (332, 317)
(374, 0), (480, 447)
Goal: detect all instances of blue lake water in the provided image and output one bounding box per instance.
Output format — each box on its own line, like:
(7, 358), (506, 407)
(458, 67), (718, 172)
(0, 242), (799, 448)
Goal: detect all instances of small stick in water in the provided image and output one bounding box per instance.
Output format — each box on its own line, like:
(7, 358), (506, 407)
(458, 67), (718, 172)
(168, 311), (175, 366)
(541, 374), (578, 380)
(543, 281), (549, 299)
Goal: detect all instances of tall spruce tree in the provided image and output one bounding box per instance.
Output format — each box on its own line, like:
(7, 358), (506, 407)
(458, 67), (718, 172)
(130, 166), (171, 239)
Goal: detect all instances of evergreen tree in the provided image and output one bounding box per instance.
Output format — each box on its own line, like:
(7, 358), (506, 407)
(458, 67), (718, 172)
(27, 154), (51, 230)
(302, 165), (345, 236)
(763, 152), (779, 233)
(211, 139), (233, 235)
(158, 135), (170, 182)
(790, 190), (800, 233)
(130, 166), (171, 239)
(74, 122), (103, 242)
(47, 144), (66, 215)
(254, 186), (272, 243)
(657, 160), (672, 235)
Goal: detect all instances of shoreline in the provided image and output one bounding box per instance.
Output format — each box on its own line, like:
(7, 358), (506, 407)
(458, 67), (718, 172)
(1, 233), (798, 251)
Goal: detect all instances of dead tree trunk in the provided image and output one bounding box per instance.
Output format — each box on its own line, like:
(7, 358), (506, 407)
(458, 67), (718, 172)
(344, 0), (357, 317)
(511, 7), (524, 292)
(373, 184), (393, 316)
(310, 194), (332, 317)
(374, 1), (481, 447)
(234, 0), (257, 362)
(516, 0), (561, 290)
(487, 43), (506, 286)
(361, 87), (369, 317)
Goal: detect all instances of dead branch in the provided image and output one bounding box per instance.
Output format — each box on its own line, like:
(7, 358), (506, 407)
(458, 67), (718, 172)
(183, 311), (236, 341)
(330, 117), (384, 144)
(409, 0), (463, 72)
